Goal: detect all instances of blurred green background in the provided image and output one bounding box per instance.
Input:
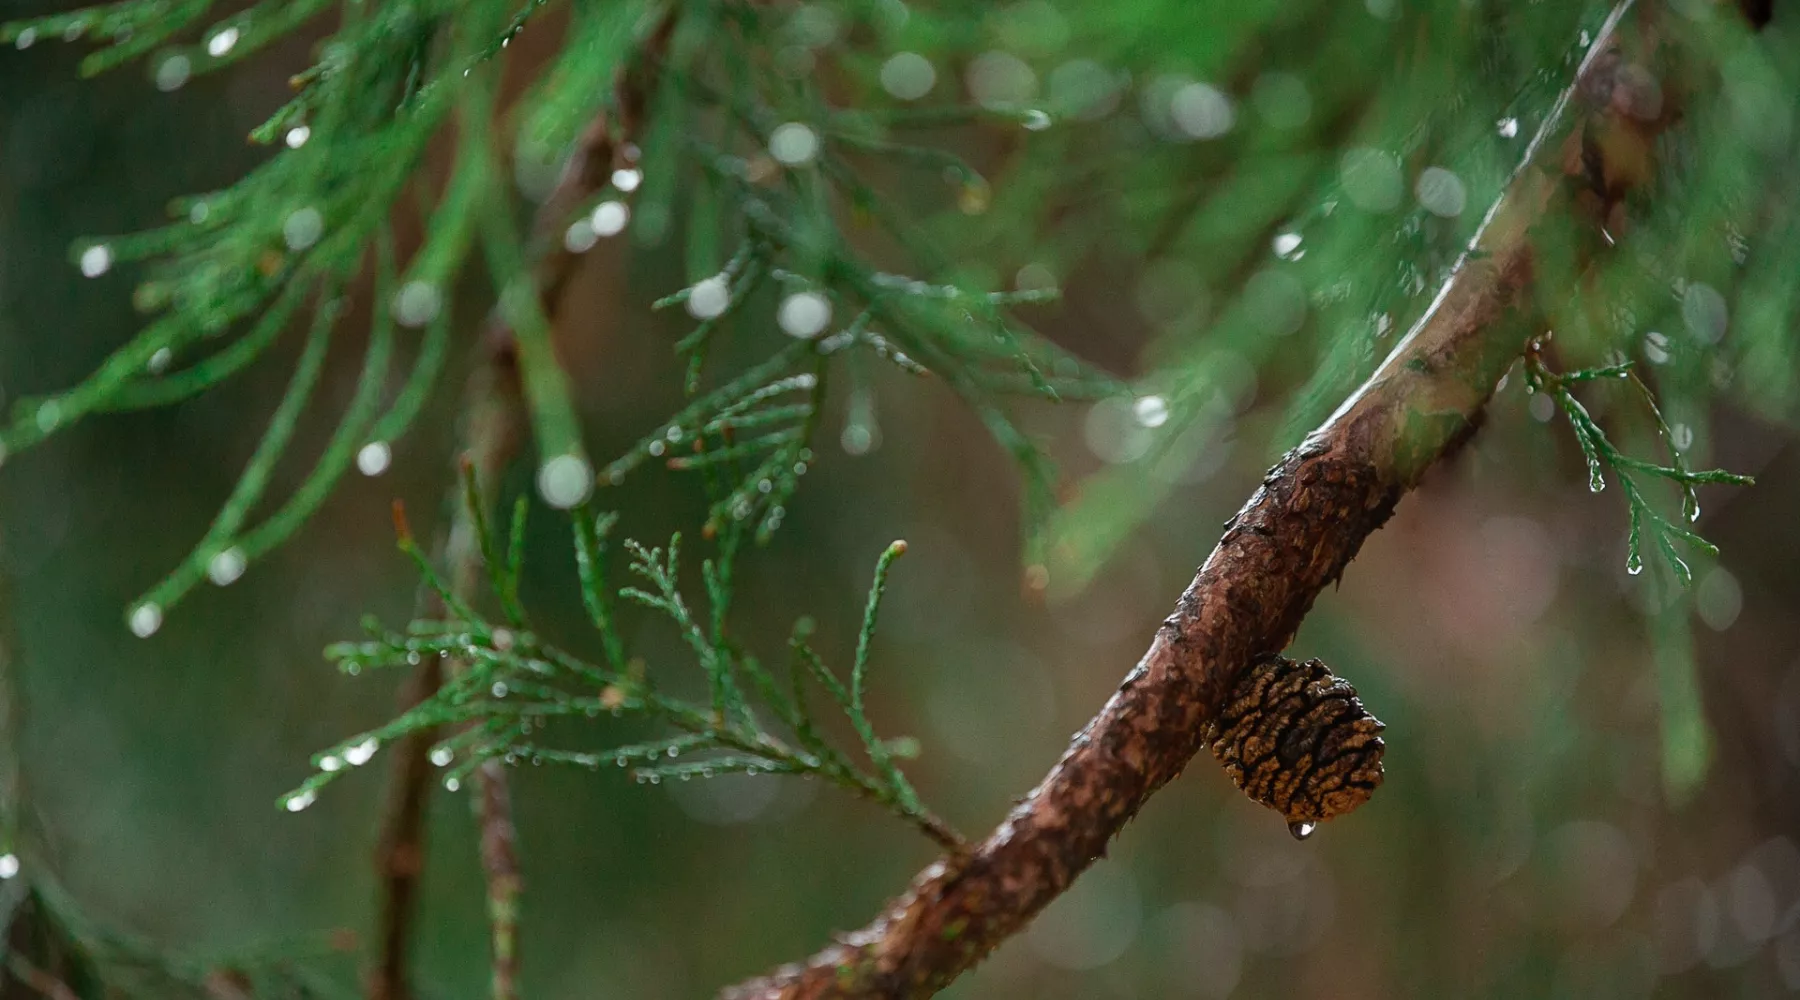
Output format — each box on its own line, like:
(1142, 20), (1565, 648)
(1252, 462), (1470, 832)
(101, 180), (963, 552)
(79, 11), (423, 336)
(4, 0), (1800, 997)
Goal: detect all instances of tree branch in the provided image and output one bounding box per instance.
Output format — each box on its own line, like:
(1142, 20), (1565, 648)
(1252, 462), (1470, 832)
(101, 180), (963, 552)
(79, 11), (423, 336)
(368, 328), (525, 1000)
(722, 5), (1642, 997)
(366, 8), (683, 1000)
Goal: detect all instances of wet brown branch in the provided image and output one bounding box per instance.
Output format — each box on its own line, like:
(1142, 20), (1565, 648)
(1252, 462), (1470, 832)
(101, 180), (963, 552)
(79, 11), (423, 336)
(366, 8), (682, 1000)
(721, 6), (1645, 998)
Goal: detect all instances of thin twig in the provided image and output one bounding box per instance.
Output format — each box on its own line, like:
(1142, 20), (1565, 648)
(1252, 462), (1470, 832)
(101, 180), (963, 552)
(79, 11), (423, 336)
(366, 8), (684, 1000)
(720, 5), (1651, 997)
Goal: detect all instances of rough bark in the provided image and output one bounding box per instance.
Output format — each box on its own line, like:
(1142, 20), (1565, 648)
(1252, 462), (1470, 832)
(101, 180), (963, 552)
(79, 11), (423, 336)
(720, 5), (1645, 997)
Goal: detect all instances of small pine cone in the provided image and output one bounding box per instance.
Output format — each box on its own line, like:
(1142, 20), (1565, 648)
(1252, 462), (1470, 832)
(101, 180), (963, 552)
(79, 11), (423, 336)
(1202, 654), (1385, 839)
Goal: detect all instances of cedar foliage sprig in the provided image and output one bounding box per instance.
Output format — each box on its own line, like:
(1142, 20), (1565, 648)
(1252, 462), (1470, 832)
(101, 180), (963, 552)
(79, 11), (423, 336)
(0, 0), (1125, 634)
(284, 474), (961, 849)
(1523, 343), (1753, 585)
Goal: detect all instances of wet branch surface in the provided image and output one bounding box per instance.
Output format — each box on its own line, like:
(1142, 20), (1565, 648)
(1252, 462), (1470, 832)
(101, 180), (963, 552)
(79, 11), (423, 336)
(365, 8), (681, 1000)
(721, 6), (1647, 998)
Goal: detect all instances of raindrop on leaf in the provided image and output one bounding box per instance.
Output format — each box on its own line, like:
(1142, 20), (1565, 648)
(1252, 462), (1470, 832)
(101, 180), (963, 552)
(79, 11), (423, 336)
(537, 453), (595, 509)
(686, 276), (731, 319)
(207, 546), (247, 586)
(129, 603), (163, 638)
(344, 737), (379, 766)
(357, 441), (392, 477)
(79, 244), (113, 278)
(205, 26), (238, 57)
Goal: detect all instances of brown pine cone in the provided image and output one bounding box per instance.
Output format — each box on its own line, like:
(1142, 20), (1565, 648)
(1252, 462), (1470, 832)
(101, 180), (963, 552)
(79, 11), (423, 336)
(1202, 654), (1386, 840)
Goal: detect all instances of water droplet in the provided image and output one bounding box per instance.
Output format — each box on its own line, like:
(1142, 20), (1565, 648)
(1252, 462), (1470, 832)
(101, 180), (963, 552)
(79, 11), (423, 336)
(1272, 232), (1303, 259)
(344, 737), (379, 766)
(285, 125), (311, 149)
(14, 28), (38, 49)
(590, 200), (629, 237)
(1340, 147), (1404, 212)
(777, 291), (832, 338)
(391, 281), (443, 327)
(1021, 108), (1053, 131)
(769, 122), (821, 166)
(537, 453), (595, 509)
(1288, 820), (1316, 840)
(1644, 330), (1671, 365)
(1670, 423), (1694, 452)
(647, 440), (666, 457)
(1132, 395), (1169, 429)
(648, 774), (661, 785)
(757, 478), (773, 494)
(966, 50), (1038, 110)
(666, 746), (680, 758)
(880, 51), (936, 100)
(1682, 283), (1729, 344)
(1415, 166), (1467, 218)
(283, 207), (324, 251)
(491, 681), (509, 699)
(1529, 393), (1556, 422)
(155, 54), (192, 92)
(1497, 116), (1520, 138)
(611, 167), (642, 193)
(80, 244), (113, 278)
(357, 441), (392, 476)
(444, 777), (460, 792)
(206, 26), (239, 57)
(34, 400), (61, 434)
(686, 275), (731, 319)
(0, 854), (21, 879)
(841, 423), (875, 455)
(285, 790), (316, 813)
(129, 603), (163, 638)
(147, 347), (174, 374)
(207, 546), (247, 586)
(1169, 82), (1234, 139)
(319, 755), (343, 772)
(1627, 550), (1645, 576)
(563, 217), (598, 253)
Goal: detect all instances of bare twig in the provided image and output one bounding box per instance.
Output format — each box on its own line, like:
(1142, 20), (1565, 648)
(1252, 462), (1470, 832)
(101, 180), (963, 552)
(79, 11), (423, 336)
(366, 9), (683, 1000)
(721, 5), (1649, 998)
(369, 330), (525, 1000)
(367, 656), (440, 1000)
